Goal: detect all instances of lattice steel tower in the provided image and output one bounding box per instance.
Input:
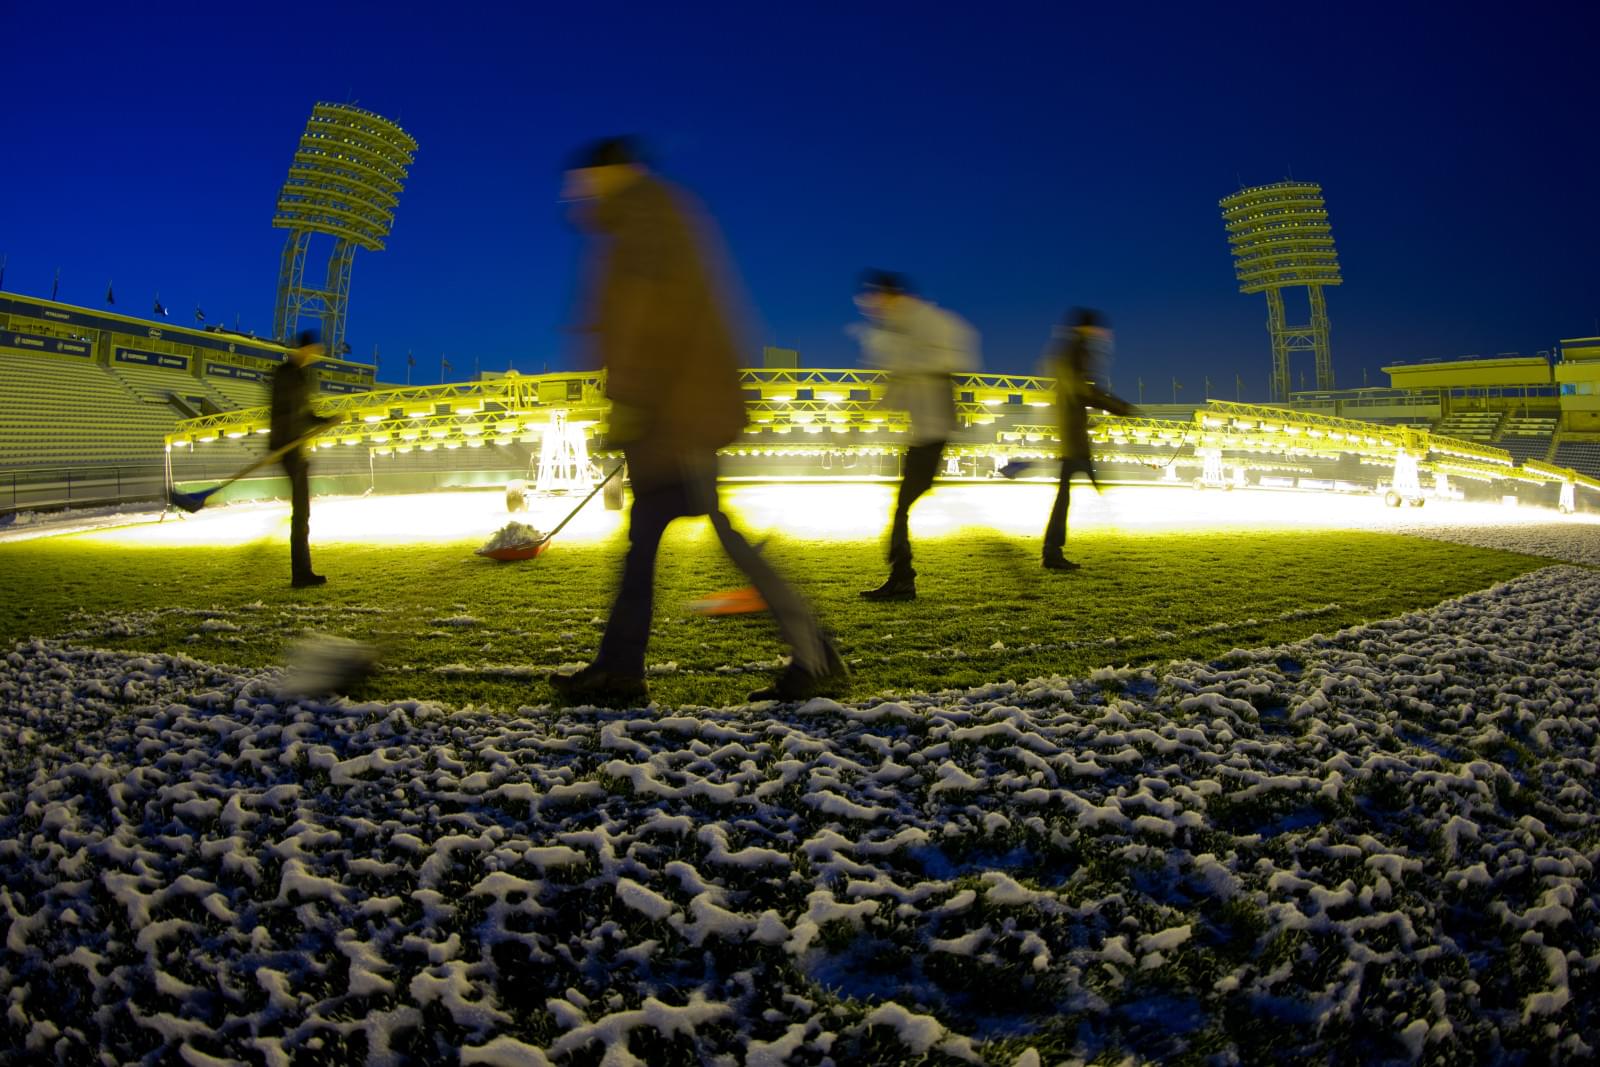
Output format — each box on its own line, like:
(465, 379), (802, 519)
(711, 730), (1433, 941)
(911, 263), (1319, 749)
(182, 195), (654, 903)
(272, 103), (417, 354)
(1220, 181), (1342, 402)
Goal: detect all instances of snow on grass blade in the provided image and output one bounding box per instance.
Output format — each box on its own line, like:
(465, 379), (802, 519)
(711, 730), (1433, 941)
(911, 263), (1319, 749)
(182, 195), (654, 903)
(0, 566), (1597, 1063)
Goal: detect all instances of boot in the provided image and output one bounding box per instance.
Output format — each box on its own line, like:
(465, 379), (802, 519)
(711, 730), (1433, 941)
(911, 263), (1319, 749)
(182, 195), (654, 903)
(749, 637), (849, 702)
(291, 572), (327, 588)
(549, 663), (648, 707)
(860, 568), (916, 600)
(1042, 551), (1080, 572)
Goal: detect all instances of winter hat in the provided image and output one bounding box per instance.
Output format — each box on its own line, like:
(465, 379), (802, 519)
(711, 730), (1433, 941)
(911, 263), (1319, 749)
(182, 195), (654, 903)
(860, 270), (911, 296)
(569, 136), (647, 170)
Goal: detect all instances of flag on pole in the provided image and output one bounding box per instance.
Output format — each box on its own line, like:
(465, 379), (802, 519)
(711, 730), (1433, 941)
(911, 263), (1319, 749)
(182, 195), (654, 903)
(51, 269), (60, 301)
(153, 293), (168, 317)
(0, 256), (7, 292)
(406, 351), (415, 367)
(106, 282), (115, 305)
(194, 307), (205, 324)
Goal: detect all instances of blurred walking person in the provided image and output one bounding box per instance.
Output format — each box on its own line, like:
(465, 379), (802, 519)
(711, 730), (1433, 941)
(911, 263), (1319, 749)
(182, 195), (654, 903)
(550, 137), (846, 706)
(270, 329), (336, 588)
(1039, 308), (1134, 570)
(853, 271), (979, 600)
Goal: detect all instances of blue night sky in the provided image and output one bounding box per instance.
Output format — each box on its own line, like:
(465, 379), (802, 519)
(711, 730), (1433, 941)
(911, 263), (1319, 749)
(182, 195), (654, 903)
(2, 3), (1595, 397)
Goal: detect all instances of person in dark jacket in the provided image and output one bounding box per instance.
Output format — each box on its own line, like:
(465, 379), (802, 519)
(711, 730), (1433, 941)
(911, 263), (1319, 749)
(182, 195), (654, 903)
(550, 136), (846, 707)
(270, 329), (336, 588)
(1041, 308), (1135, 570)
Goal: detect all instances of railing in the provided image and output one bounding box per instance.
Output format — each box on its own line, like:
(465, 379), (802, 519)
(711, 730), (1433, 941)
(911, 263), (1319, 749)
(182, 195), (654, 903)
(0, 463), (168, 515)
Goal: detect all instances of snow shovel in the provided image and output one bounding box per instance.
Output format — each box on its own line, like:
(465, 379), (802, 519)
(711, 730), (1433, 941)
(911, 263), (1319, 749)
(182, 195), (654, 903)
(168, 417), (343, 513)
(477, 462), (624, 561)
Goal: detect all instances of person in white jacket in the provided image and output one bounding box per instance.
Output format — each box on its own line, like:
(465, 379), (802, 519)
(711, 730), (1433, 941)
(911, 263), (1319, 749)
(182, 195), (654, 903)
(853, 270), (979, 600)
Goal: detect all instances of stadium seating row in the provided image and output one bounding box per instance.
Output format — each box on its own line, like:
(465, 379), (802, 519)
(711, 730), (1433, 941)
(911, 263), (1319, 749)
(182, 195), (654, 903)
(0, 354), (178, 469)
(0, 353), (272, 472)
(1496, 415), (1558, 464)
(1433, 410), (1503, 441)
(1553, 441), (1600, 479)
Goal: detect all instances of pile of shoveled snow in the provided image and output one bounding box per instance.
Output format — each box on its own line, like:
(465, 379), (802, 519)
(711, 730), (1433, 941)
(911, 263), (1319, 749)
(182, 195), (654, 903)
(480, 522), (546, 553)
(0, 567), (1596, 1063)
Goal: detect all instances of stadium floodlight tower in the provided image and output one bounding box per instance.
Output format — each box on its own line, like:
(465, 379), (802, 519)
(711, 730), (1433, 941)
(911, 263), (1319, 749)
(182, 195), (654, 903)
(272, 103), (417, 355)
(1219, 181), (1342, 402)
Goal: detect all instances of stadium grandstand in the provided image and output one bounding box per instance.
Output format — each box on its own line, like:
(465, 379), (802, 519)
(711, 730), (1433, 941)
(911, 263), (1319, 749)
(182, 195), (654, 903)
(7, 287), (1600, 517)
(0, 293), (374, 511)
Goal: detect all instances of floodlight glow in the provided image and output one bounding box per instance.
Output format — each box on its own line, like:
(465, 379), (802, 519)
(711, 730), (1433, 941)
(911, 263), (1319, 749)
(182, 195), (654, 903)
(226, 431), (246, 439)
(408, 409), (431, 418)
(430, 429), (448, 439)
(341, 437), (359, 446)
(197, 435), (217, 443)
(769, 394), (792, 404)
(364, 414), (383, 423)
(980, 398), (1002, 406)
(445, 442), (461, 450)
(255, 427), (271, 435)
(463, 425), (482, 436)
(421, 443), (437, 451)
(819, 391), (844, 402)
(468, 439), (483, 448)
(401, 432), (419, 441)
(370, 433), (390, 443)
(458, 406), (479, 415)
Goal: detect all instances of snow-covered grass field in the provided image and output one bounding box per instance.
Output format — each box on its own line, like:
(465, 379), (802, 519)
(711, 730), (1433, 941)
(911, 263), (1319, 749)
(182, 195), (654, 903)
(0, 486), (1597, 1064)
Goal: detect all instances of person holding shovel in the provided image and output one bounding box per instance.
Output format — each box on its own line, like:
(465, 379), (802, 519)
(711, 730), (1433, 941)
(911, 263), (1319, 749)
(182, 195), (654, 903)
(1038, 308), (1134, 570)
(270, 329), (338, 588)
(549, 136), (846, 707)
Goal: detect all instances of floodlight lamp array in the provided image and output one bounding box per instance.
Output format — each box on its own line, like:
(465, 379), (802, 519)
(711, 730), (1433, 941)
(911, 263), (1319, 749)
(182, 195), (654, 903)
(1219, 182), (1343, 294)
(273, 103), (418, 251)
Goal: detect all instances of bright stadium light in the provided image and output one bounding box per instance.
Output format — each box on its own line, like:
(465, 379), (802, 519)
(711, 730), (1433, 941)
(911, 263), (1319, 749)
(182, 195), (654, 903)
(1220, 181), (1342, 401)
(273, 103), (416, 353)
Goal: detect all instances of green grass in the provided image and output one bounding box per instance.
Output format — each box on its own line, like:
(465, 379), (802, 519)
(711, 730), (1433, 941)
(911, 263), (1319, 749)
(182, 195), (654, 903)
(0, 523), (1545, 709)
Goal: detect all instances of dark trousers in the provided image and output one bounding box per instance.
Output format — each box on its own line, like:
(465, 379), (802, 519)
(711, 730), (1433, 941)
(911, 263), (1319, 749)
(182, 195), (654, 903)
(282, 449), (313, 578)
(888, 441), (945, 576)
(1043, 459), (1093, 557)
(595, 453), (825, 678)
